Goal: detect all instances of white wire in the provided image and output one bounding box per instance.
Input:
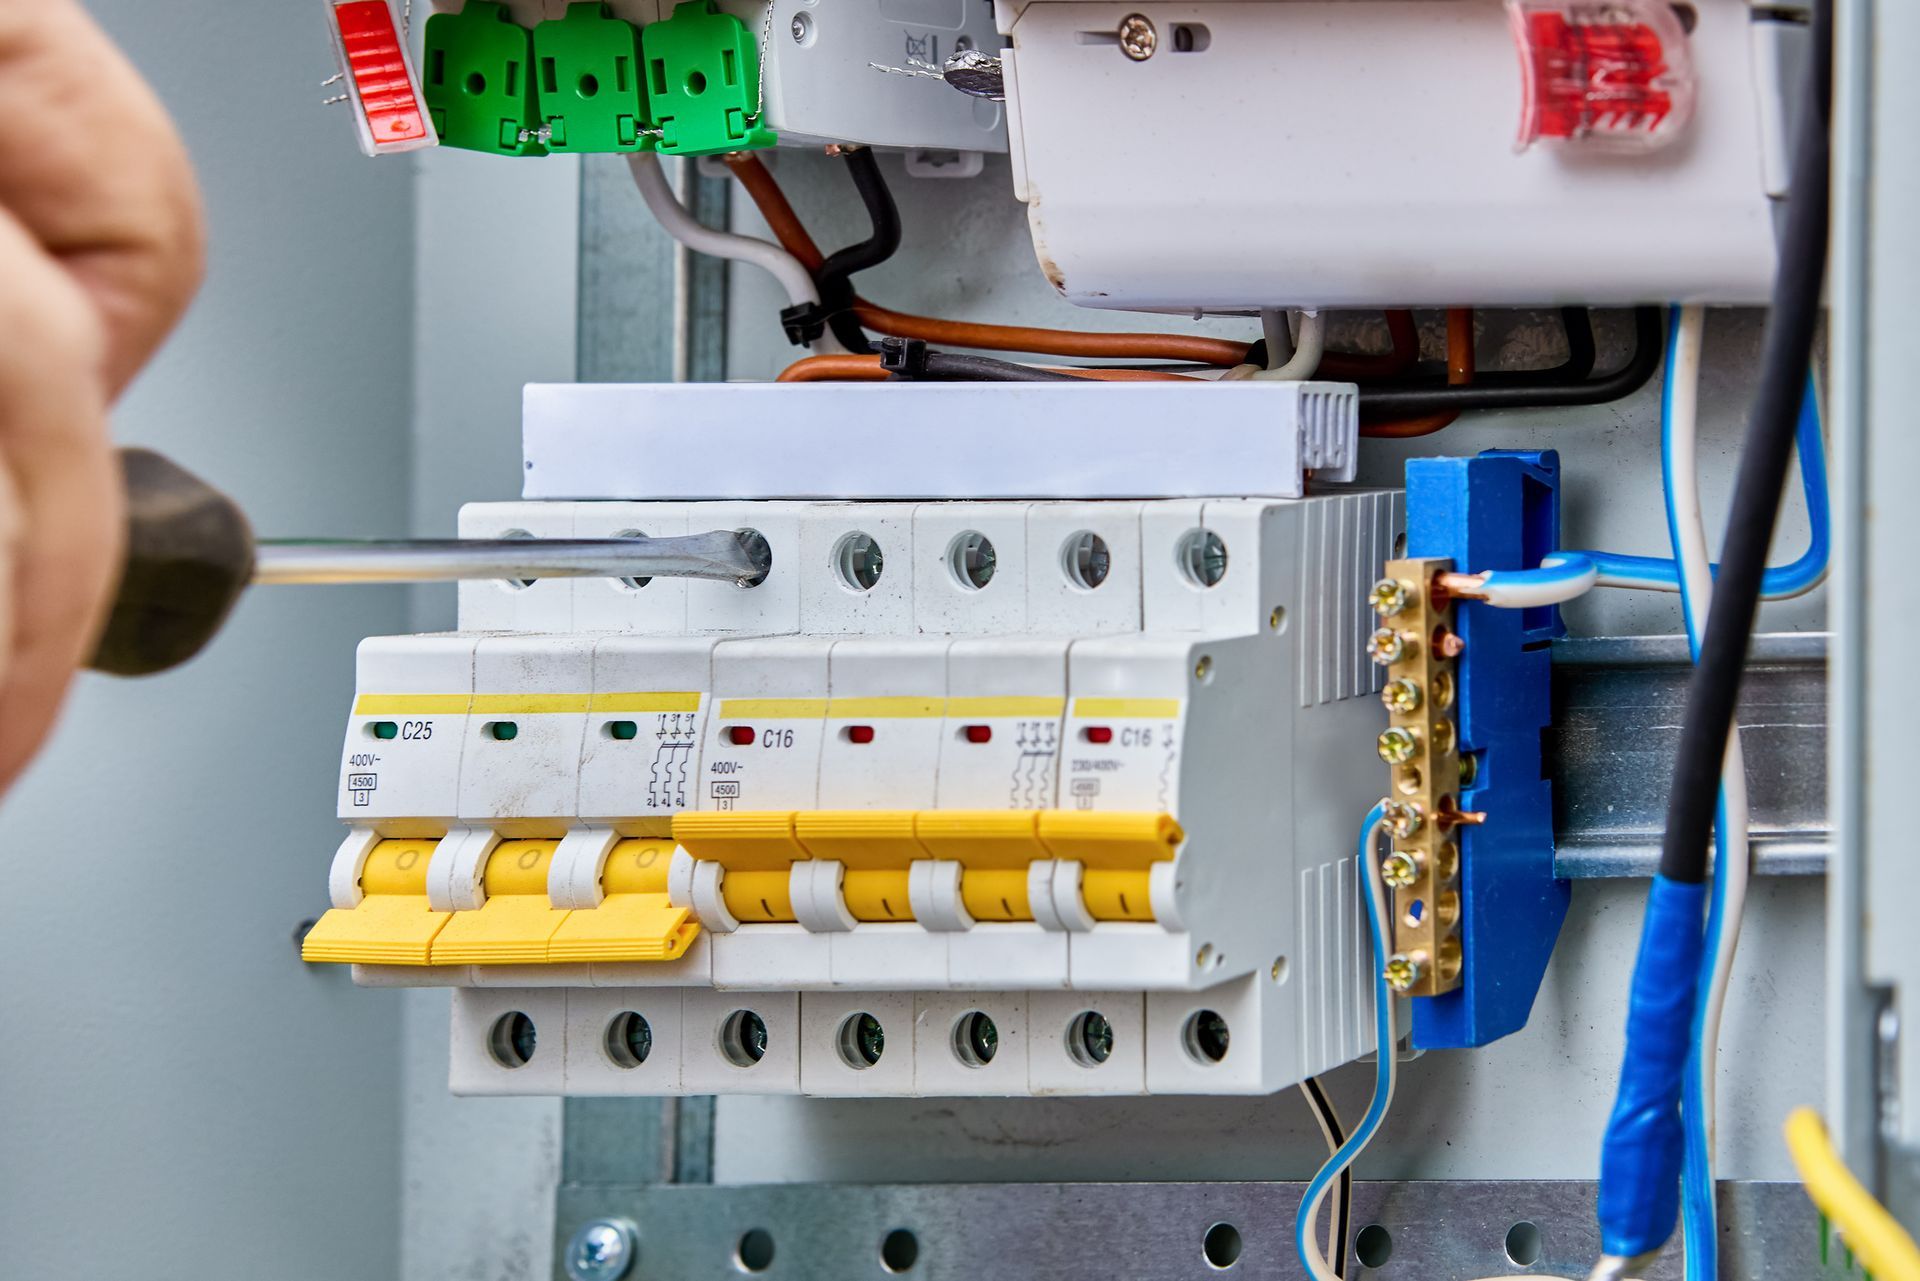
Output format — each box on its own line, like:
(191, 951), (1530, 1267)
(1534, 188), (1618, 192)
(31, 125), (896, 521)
(1667, 303), (1751, 1226)
(624, 153), (840, 353)
(1259, 309), (1325, 380)
(1296, 817), (1396, 1281)
(1297, 1082), (1344, 1266)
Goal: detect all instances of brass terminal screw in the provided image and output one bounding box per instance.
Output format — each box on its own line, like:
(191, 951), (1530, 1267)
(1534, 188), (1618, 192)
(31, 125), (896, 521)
(1369, 578), (1412, 618)
(1367, 627), (1407, 666)
(1381, 850), (1421, 888)
(1384, 953), (1425, 992)
(1118, 13), (1157, 59)
(1431, 719), (1457, 756)
(1381, 678), (1422, 714)
(1376, 727), (1420, 765)
(1382, 800), (1424, 839)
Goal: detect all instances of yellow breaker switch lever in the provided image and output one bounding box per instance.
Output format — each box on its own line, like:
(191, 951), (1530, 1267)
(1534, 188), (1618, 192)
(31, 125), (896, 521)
(301, 839), (449, 965)
(673, 809), (1186, 928)
(429, 840), (571, 965)
(548, 838), (698, 962)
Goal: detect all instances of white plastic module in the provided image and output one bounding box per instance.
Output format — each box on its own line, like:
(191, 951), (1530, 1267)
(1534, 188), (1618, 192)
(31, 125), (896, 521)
(994, 0), (1792, 307)
(326, 484), (1400, 1097)
(521, 382), (1361, 500)
(429, 0), (1005, 153)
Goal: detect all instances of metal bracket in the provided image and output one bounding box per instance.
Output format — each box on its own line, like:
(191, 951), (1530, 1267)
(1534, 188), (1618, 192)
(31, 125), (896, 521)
(553, 1178), (1819, 1279)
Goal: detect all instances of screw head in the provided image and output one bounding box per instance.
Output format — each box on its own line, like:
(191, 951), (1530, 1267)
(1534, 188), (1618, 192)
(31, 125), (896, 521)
(1384, 953), (1425, 992)
(1381, 851), (1421, 888)
(1366, 627), (1406, 666)
(1381, 678), (1422, 714)
(1376, 727), (1420, 765)
(790, 14), (808, 41)
(1118, 13), (1157, 59)
(565, 1219), (637, 1281)
(1369, 577), (1412, 617)
(1382, 800), (1424, 839)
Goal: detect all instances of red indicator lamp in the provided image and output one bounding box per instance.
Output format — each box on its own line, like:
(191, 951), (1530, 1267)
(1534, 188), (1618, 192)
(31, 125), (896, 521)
(845, 725), (877, 745)
(963, 725), (993, 744)
(1082, 726), (1114, 745)
(1507, 0), (1695, 152)
(725, 725), (756, 746)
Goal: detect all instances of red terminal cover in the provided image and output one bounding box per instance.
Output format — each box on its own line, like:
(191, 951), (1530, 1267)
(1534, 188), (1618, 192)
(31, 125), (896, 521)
(329, 1), (437, 155)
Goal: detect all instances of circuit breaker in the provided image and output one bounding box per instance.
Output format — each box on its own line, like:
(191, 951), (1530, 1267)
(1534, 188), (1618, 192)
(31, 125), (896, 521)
(304, 391), (1402, 1096)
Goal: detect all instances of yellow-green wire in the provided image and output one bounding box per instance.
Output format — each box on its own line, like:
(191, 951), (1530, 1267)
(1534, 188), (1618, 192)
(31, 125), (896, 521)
(1785, 1108), (1920, 1281)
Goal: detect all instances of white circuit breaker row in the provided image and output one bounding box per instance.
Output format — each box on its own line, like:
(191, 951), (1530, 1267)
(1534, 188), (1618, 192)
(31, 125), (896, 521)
(311, 493), (1401, 1095)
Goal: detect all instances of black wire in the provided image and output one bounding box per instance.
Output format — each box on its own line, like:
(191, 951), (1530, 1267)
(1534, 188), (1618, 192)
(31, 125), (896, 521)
(915, 352), (1084, 382)
(1658, 0), (1830, 883)
(1356, 306), (1660, 415)
(1302, 1075), (1352, 1279)
(816, 148), (902, 353)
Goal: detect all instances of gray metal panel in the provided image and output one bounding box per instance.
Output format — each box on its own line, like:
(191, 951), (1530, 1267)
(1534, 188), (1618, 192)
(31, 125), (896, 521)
(554, 1180), (1816, 1280)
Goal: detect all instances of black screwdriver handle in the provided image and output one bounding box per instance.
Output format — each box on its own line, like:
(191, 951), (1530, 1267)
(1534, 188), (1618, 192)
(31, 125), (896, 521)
(90, 447), (256, 677)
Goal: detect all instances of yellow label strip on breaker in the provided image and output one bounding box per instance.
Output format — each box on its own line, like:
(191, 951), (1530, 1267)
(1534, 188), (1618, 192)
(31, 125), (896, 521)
(588, 692), (702, 714)
(352, 695), (471, 717)
(715, 698), (829, 720)
(301, 839), (449, 965)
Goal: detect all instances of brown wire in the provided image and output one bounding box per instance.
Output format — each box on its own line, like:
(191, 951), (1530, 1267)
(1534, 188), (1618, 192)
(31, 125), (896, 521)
(727, 152), (1423, 376)
(776, 355), (890, 382)
(1360, 308), (1474, 439)
(775, 354), (1199, 383)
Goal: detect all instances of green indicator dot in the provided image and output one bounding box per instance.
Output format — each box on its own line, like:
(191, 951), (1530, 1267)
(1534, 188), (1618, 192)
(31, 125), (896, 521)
(609, 720), (639, 741)
(372, 721), (399, 740)
(490, 721), (520, 741)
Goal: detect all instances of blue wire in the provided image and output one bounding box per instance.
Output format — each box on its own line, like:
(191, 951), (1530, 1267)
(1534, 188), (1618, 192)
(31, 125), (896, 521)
(1479, 350), (1828, 603)
(1294, 802), (1393, 1278)
(1658, 306), (1722, 1281)
(1575, 367), (1827, 597)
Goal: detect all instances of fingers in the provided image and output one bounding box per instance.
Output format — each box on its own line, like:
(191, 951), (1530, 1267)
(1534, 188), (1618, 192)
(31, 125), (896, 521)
(0, 207), (123, 789)
(0, 0), (204, 396)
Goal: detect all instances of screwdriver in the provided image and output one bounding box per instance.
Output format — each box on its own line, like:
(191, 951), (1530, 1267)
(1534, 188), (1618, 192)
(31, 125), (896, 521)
(91, 448), (770, 677)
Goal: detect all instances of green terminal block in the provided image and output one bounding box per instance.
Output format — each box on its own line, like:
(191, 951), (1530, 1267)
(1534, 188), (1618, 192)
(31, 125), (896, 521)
(642, 0), (776, 156)
(423, 0), (546, 157)
(534, 3), (649, 153)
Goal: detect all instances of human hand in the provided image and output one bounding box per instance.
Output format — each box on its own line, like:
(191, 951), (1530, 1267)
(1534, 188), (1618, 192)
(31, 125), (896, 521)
(0, 0), (204, 787)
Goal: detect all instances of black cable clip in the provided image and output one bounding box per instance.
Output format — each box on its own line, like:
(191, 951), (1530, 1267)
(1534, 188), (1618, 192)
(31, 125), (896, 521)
(877, 336), (931, 379)
(779, 302), (827, 348)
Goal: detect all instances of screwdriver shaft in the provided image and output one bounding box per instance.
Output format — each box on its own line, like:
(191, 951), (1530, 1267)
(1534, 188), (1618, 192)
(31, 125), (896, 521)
(253, 531), (767, 586)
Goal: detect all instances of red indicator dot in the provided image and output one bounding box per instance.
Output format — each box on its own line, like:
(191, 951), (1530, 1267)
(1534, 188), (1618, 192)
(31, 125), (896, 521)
(1083, 726), (1114, 745)
(846, 725), (876, 745)
(726, 726), (756, 746)
(963, 725), (993, 744)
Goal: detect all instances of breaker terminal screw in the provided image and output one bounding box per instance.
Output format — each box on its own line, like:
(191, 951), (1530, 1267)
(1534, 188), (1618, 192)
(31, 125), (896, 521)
(1382, 800), (1424, 839)
(1118, 13), (1157, 59)
(1384, 953), (1426, 992)
(1377, 727), (1420, 765)
(1369, 578), (1413, 617)
(1381, 678), (1422, 714)
(564, 1219), (638, 1281)
(1381, 851), (1421, 888)
(1367, 628), (1407, 666)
